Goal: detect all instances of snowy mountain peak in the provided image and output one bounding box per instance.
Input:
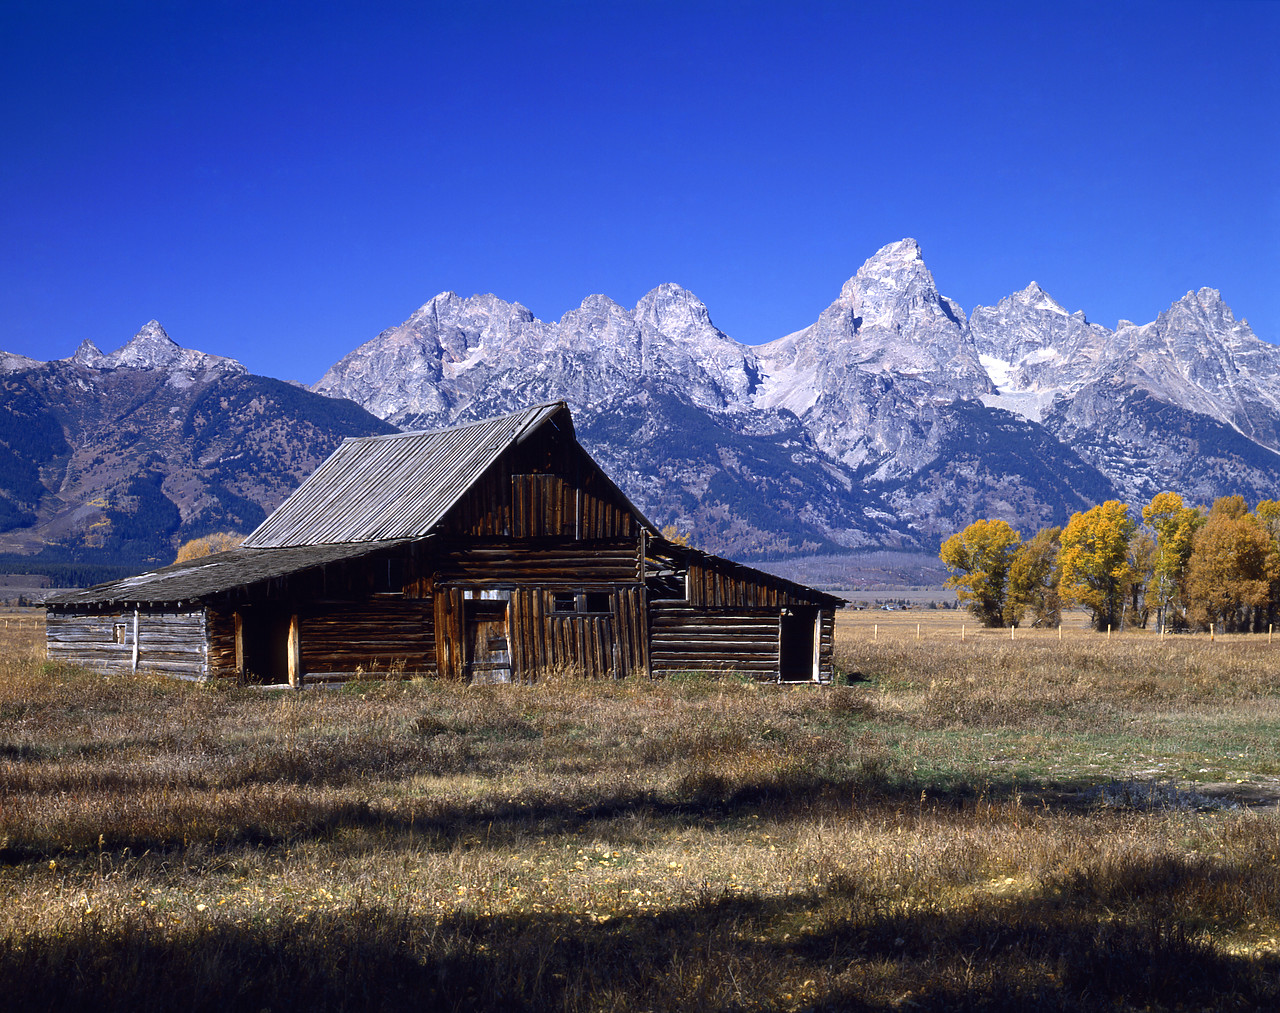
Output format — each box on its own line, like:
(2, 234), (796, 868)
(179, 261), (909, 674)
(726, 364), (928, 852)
(97, 321), (245, 378)
(71, 339), (106, 367)
(106, 320), (180, 368)
(635, 283), (719, 344)
(1013, 281), (1069, 316)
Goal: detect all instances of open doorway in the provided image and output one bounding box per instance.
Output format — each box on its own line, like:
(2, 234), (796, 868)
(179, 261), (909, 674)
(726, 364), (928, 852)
(238, 608), (292, 684)
(778, 606), (818, 682)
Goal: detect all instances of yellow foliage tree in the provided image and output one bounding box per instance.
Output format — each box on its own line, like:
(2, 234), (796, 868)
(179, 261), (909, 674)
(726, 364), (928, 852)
(659, 523), (691, 547)
(1141, 491), (1203, 630)
(939, 518), (1021, 627)
(1005, 526), (1061, 628)
(1058, 500), (1135, 631)
(174, 531), (245, 564)
(1185, 506), (1275, 632)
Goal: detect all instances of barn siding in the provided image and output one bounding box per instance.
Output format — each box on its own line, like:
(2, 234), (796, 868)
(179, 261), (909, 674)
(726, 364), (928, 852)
(420, 539), (640, 587)
(47, 608), (208, 679)
(648, 602), (782, 676)
(819, 609), (835, 683)
(299, 599), (436, 682)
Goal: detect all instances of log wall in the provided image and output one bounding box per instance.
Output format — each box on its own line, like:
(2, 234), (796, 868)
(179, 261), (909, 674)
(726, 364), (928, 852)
(818, 609), (835, 683)
(649, 603), (781, 676)
(46, 608), (208, 679)
(300, 599), (436, 682)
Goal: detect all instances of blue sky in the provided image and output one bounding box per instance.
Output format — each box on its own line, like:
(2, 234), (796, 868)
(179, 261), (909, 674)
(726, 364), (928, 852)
(2, 1), (1277, 383)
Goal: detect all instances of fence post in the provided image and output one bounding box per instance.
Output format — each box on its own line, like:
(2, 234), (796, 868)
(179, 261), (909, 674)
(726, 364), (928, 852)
(1210, 623), (1215, 642)
(874, 624), (878, 642)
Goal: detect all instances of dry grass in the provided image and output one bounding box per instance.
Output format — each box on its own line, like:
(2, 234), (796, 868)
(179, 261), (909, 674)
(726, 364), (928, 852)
(3, 611), (1280, 1010)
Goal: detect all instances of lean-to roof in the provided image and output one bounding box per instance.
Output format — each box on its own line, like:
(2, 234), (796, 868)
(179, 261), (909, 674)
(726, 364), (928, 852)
(47, 541), (406, 608)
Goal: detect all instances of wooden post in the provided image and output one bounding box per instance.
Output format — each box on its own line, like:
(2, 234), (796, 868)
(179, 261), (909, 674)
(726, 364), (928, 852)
(916, 622), (921, 640)
(233, 611), (245, 677)
(873, 623), (878, 642)
(1106, 624), (1111, 640)
(1058, 624), (1062, 641)
(961, 624), (965, 642)
(287, 614), (301, 688)
(1270, 624), (1273, 645)
(131, 608), (140, 673)
(1210, 622), (1215, 642)
(1010, 624), (1015, 641)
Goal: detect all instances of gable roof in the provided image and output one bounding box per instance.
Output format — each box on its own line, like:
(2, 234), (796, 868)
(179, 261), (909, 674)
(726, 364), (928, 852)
(244, 401), (652, 548)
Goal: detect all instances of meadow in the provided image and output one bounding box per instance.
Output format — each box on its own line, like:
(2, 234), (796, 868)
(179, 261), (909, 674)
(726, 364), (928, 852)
(2, 608), (1280, 1011)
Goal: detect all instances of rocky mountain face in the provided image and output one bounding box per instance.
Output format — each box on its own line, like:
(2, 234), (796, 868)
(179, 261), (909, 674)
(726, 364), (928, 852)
(9, 242), (1277, 576)
(0, 322), (393, 575)
(316, 239), (1280, 558)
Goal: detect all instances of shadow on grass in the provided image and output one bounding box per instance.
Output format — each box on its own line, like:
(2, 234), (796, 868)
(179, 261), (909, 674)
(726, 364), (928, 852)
(3, 766), (1229, 863)
(3, 872), (1276, 1013)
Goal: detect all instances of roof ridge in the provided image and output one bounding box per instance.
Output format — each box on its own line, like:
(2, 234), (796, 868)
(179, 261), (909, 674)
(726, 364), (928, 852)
(350, 400), (569, 442)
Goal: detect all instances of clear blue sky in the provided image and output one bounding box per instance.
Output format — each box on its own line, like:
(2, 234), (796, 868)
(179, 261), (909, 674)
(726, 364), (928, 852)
(3, 1), (1277, 383)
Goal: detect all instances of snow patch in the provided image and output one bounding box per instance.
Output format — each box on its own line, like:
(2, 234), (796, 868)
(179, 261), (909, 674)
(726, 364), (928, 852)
(754, 361), (819, 415)
(979, 354), (1014, 389)
(980, 390), (1059, 423)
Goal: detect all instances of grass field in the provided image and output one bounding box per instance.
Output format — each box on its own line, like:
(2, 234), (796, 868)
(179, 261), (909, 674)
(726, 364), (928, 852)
(3, 609), (1280, 1011)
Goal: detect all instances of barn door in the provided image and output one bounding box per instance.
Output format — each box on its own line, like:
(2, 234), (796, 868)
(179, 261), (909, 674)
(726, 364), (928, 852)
(465, 599), (512, 684)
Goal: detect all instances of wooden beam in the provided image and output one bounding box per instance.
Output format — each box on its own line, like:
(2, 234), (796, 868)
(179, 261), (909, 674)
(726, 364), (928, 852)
(287, 614), (301, 688)
(234, 611), (244, 678)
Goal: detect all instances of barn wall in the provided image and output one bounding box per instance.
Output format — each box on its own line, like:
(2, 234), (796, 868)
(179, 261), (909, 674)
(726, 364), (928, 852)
(300, 599), (436, 682)
(485, 585), (648, 682)
(648, 602), (782, 676)
(415, 539), (641, 589)
(437, 439), (639, 542)
(685, 560), (826, 609)
(46, 608), (209, 679)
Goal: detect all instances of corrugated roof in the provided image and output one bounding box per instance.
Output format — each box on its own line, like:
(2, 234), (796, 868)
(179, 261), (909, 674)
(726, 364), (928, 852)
(243, 401), (570, 548)
(46, 541), (407, 607)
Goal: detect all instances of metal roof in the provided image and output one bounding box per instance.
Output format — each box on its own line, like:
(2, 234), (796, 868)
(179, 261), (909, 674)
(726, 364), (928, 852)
(46, 541), (407, 607)
(243, 401), (572, 548)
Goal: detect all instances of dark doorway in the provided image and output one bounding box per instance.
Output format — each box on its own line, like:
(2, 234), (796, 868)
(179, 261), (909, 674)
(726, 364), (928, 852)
(239, 608), (291, 684)
(778, 607), (818, 682)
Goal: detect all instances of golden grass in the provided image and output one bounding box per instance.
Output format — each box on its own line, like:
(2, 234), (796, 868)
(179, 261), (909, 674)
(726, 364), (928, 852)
(3, 611), (1280, 1009)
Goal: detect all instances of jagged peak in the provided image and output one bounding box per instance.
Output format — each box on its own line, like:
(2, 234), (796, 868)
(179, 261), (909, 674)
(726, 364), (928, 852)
(568, 292), (628, 317)
(405, 291), (535, 328)
(1011, 281), (1069, 316)
(839, 238), (933, 302)
(634, 283), (719, 340)
(71, 339), (106, 366)
(102, 321), (182, 368)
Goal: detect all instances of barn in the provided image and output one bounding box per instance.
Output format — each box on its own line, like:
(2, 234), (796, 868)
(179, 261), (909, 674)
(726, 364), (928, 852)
(45, 402), (843, 685)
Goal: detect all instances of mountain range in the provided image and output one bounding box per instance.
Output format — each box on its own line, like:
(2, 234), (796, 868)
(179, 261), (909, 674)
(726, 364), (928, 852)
(5, 239), (1280, 576)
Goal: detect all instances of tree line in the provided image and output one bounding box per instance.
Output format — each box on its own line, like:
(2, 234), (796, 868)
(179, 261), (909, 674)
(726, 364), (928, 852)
(939, 493), (1280, 633)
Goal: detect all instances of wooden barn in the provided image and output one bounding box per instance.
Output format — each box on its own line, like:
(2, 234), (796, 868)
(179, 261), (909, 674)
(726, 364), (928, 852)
(46, 402), (842, 685)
